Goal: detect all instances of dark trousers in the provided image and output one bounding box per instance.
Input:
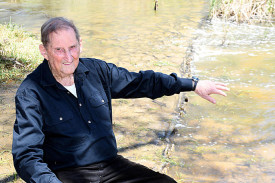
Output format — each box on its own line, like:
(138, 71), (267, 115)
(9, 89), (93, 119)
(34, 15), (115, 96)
(55, 155), (177, 183)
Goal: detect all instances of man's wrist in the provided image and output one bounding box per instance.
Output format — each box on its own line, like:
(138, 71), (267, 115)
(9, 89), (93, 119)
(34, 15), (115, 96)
(191, 76), (199, 91)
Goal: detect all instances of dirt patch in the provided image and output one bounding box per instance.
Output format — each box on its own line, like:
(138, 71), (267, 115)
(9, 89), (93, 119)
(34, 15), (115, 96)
(0, 84), (22, 182)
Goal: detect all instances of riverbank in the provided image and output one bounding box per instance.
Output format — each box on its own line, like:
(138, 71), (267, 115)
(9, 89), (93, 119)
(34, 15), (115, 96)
(0, 84), (21, 182)
(0, 22), (40, 182)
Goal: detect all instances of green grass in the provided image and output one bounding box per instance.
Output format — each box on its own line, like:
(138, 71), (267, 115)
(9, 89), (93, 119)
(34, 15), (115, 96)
(0, 21), (43, 83)
(209, 0), (275, 23)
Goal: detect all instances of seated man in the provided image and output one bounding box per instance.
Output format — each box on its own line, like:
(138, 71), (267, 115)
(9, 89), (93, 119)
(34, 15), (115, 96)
(12, 17), (229, 183)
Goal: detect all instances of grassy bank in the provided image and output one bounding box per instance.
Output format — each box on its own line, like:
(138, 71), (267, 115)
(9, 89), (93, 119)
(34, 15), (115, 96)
(0, 22), (42, 84)
(210, 0), (275, 23)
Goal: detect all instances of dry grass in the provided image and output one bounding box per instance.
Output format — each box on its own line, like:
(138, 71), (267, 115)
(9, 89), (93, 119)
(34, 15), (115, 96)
(210, 0), (275, 23)
(0, 21), (42, 83)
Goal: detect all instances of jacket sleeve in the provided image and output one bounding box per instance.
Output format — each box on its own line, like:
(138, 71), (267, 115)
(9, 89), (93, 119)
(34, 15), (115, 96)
(106, 63), (193, 99)
(12, 90), (62, 183)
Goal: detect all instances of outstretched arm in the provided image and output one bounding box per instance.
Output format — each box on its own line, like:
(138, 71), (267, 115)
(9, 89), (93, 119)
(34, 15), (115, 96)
(194, 80), (230, 104)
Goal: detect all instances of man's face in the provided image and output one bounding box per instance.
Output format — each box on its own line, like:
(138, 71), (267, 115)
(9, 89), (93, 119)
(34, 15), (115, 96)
(39, 28), (82, 78)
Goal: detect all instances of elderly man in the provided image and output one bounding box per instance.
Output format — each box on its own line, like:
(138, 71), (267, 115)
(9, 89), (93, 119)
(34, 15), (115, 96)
(12, 17), (229, 183)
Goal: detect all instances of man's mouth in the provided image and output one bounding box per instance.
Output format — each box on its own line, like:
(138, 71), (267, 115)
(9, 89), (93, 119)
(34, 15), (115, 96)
(63, 62), (73, 65)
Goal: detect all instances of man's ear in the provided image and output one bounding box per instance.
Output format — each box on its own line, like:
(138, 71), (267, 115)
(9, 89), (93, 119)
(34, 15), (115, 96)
(39, 44), (48, 60)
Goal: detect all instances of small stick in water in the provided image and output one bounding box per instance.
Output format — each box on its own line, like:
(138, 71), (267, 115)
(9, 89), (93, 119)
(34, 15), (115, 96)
(154, 0), (158, 11)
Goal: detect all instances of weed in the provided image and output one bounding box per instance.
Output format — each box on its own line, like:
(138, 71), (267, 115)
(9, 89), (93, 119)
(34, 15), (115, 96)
(209, 0), (275, 24)
(0, 21), (43, 83)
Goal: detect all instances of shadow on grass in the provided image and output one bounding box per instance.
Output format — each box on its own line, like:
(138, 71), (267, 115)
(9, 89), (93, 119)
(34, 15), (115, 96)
(118, 128), (177, 153)
(118, 139), (157, 152)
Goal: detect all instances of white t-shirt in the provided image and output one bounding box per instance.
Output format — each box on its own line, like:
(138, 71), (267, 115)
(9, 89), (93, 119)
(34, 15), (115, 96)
(64, 84), (77, 98)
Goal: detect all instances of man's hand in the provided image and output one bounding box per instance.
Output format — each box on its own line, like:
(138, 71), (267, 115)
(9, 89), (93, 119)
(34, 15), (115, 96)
(194, 80), (230, 104)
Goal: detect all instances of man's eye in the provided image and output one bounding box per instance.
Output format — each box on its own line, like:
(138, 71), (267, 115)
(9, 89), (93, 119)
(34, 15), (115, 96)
(55, 48), (65, 54)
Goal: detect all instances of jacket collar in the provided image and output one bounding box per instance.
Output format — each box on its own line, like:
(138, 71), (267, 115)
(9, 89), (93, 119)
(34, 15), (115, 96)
(75, 58), (89, 80)
(40, 58), (89, 87)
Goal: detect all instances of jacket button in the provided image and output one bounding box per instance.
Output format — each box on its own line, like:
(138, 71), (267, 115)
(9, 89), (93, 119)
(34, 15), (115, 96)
(101, 99), (104, 103)
(59, 117), (63, 121)
(79, 103), (82, 107)
(88, 120), (91, 124)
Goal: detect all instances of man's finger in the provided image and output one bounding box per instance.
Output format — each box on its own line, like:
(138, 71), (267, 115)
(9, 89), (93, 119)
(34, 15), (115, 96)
(214, 90), (227, 97)
(203, 95), (216, 104)
(216, 85), (230, 92)
(215, 83), (230, 91)
(214, 82), (228, 87)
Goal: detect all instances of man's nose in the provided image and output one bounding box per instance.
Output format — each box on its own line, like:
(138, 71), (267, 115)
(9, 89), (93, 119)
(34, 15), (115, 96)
(64, 50), (73, 62)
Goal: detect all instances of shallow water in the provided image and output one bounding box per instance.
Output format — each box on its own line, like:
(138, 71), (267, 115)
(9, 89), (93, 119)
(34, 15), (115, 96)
(0, 0), (274, 182)
(168, 20), (275, 182)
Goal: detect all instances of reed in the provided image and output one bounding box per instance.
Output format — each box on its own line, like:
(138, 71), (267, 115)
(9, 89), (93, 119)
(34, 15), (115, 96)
(209, 0), (275, 23)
